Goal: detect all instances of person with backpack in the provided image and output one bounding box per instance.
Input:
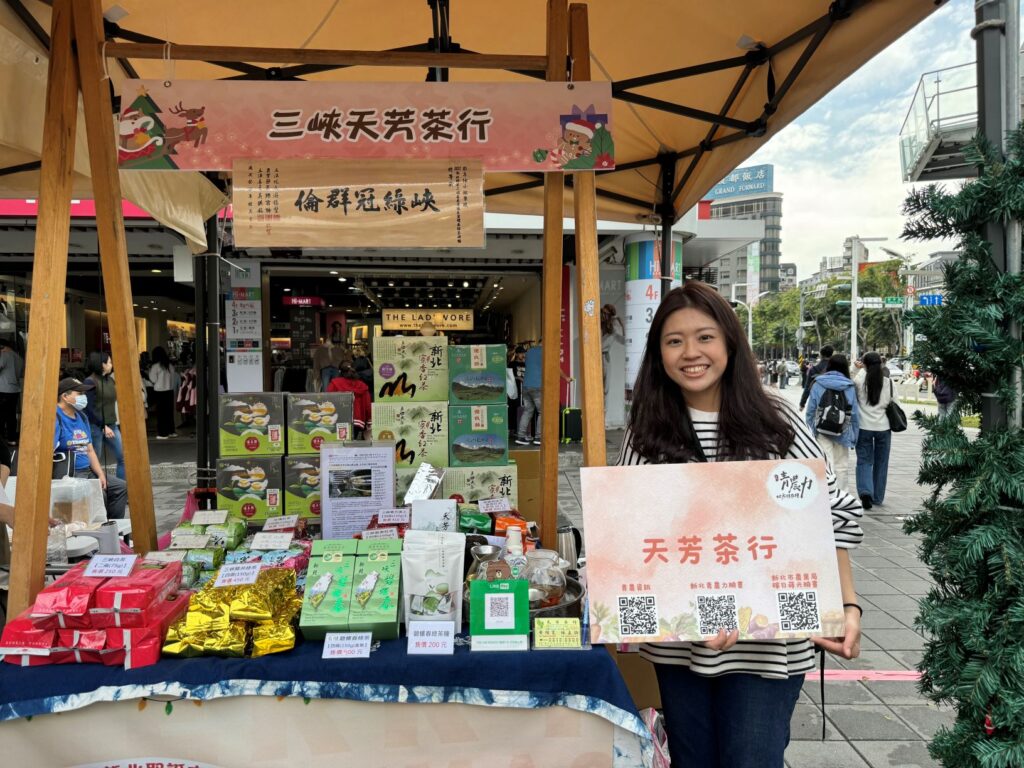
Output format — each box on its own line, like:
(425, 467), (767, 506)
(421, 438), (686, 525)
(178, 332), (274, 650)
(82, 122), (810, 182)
(799, 345), (834, 409)
(853, 351), (898, 510)
(932, 375), (956, 419)
(804, 354), (859, 483)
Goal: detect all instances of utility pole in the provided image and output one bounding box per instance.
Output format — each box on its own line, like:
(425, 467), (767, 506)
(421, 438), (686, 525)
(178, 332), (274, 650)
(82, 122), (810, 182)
(849, 235), (887, 362)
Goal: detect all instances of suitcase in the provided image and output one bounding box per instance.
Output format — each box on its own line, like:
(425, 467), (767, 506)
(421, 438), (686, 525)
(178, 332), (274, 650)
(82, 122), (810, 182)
(560, 381), (583, 444)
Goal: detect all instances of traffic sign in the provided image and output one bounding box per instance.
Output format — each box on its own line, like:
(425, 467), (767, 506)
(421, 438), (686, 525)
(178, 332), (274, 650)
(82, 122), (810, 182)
(905, 285), (917, 296)
(859, 297), (884, 308)
(884, 297), (903, 307)
(919, 294), (943, 307)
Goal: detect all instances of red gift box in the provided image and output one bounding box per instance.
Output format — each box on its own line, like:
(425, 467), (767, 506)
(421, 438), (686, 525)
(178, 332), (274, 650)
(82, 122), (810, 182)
(102, 592), (189, 669)
(0, 611), (55, 666)
(30, 562), (107, 630)
(90, 560), (183, 629)
(52, 628), (107, 664)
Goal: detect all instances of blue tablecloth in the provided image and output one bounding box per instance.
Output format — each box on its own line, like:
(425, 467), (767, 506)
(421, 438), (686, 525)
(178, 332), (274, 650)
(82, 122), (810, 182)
(0, 637), (650, 761)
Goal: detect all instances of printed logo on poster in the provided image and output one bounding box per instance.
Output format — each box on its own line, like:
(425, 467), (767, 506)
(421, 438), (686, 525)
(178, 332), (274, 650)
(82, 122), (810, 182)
(765, 461), (819, 511)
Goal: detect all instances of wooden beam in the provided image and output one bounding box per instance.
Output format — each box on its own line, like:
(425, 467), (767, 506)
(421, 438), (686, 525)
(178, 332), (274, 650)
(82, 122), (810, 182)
(73, 0), (157, 554)
(569, 4), (607, 469)
(539, 0), (568, 551)
(102, 42), (548, 72)
(7, 0), (79, 617)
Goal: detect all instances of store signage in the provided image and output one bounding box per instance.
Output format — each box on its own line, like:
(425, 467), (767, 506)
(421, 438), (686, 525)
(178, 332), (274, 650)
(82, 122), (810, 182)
(117, 80), (614, 173)
(382, 308), (474, 332)
(580, 458), (845, 643)
(232, 158), (484, 248)
(707, 163), (774, 200)
(282, 296), (324, 307)
(919, 294), (943, 306)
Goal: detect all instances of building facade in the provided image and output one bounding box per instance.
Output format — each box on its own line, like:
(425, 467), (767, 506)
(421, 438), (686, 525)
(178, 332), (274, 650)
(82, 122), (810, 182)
(708, 188), (783, 301)
(779, 262), (798, 290)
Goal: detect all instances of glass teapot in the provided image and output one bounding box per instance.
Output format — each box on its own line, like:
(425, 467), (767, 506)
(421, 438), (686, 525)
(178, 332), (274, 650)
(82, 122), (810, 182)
(524, 549), (566, 609)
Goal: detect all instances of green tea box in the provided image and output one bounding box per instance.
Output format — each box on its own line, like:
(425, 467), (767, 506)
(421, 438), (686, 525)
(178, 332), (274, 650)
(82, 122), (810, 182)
(449, 344), (508, 404)
(372, 402), (449, 469)
(348, 538), (403, 640)
(448, 405), (509, 467)
(286, 393), (355, 454)
(216, 457), (283, 522)
(299, 539), (359, 640)
(284, 455), (322, 520)
(219, 393), (285, 456)
(373, 336), (448, 402)
(442, 462), (518, 507)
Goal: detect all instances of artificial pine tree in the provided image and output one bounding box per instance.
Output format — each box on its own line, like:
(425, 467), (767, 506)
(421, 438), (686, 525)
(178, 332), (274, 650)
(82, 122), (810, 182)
(900, 128), (1024, 767)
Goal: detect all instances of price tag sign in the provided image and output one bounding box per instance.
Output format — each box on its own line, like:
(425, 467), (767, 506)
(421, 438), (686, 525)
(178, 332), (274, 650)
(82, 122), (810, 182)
(143, 550), (187, 563)
(407, 620), (455, 655)
(533, 617), (583, 649)
(213, 563), (262, 588)
(378, 508), (411, 525)
(478, 497), (512, 515)
(262, 515), (299, 532)
(323, 632), (373, 659)
(251, 531), (294, 550)
(83, 554), (137, 578)
(361, 527), (399, 540)
(169, 534), (212, 550)
(192, 510), (229, 526)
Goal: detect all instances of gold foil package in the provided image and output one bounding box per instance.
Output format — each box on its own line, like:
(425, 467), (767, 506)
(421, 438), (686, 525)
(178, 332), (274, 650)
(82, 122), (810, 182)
(229, 569), (296, 623)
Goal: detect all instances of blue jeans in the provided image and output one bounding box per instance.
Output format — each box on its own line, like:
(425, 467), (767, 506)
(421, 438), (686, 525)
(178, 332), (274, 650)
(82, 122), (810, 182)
(855, 428), (891, 504)
(517, 387), (542, 439)
(654, 664), (803, 767)
(90, 424), (125, 480)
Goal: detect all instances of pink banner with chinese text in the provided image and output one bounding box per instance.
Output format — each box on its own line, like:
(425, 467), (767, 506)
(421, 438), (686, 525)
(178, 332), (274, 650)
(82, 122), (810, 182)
(117, 79), (614, 173)
(580, 458), (845, 643)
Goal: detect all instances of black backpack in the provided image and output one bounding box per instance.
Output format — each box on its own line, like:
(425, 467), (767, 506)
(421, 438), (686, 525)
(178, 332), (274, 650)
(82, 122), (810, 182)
(815, 388), (849, 437)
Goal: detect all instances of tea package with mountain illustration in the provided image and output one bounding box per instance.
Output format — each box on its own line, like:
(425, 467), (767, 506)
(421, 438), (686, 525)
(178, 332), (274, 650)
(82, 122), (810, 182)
(284, 454), (322, 520)
(448, 344), (508, 404)
(372, 401), (449, 468)
(219, 393), (285, 456)
(216, 457), (284, 522)
(441, 463), (518, 507)
(448, 405), (509, 467)
(286, 393), (355, 454)
(373, 336), (449, 402)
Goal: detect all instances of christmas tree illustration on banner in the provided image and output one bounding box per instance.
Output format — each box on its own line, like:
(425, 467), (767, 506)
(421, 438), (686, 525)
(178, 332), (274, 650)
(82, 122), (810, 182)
(118, 86), (176, 170)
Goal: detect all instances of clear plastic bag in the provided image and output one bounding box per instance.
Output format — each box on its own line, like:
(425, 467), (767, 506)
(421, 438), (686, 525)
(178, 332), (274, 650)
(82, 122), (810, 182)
(5, 477), (107, 524)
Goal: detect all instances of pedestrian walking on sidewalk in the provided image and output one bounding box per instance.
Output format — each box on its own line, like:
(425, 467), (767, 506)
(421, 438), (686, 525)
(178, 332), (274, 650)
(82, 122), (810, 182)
(618, 281), (863, 768)
(0, 338), (24, 445)
(799, 345), (833, 409)
(148, 346), (177, 439)
(853, 351), (897, 510)
(933, 375), (957, 419)
(84, 351), (125, 480)
(804, 354), (859, 484)
(516, 344), (543, 445)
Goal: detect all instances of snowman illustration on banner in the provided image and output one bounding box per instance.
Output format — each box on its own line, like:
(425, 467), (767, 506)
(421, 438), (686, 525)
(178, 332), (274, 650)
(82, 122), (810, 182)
(533, 105), (614, 171)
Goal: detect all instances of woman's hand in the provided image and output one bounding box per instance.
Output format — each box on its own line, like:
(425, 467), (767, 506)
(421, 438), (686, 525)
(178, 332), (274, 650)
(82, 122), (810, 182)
(811, 605), (862, 659)
(104, 426), (114, 438)
(700, 628), (740, 651)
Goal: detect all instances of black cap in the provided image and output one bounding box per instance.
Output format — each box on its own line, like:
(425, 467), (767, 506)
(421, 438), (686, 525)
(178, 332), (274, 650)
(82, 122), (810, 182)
(58, 377), (95, 396)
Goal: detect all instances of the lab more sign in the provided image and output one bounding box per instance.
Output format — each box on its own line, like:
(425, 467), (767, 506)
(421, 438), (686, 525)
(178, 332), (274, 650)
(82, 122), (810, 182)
(117, 79), (614, 173)
(382, 309), (474, 332)
(232, 158), (484, 248)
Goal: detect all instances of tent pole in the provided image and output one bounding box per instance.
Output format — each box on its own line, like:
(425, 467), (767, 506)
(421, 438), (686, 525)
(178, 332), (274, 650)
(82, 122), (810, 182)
(72, 0), (157, 554)
(206, 232), (222, 472)
(193, 245), (208, 504)
(659, 155), (677, 300)
(568, 3), (606, 468)
(539, 0), (567, 550)
(7, 0), (79, 617)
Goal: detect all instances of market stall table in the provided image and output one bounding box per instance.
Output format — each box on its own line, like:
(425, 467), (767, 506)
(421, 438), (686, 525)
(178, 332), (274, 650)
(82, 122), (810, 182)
(0, 636), (652, 767)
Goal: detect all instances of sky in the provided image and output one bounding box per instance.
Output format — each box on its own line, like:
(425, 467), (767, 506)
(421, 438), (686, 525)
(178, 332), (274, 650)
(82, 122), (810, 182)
(745, 0), (984, 279)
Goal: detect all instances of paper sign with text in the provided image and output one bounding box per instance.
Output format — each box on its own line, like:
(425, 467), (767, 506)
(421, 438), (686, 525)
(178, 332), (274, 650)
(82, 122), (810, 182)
(407, 621), (456, 655)
(192, 510), (229, 526)
(478, 497), (512, 515)
(377, 508), (411, 525)
(323, 632), (373, 659)
(580, 458), (845, 643)
(83, 555), (137, 579)
(263, 515), (299, 532)
(169, 534), (211, 550)
(533, 618), (583, 649)
(213, 563), (262, 588)
(251, 532), (294, 550)
(360, 527), (399, 540)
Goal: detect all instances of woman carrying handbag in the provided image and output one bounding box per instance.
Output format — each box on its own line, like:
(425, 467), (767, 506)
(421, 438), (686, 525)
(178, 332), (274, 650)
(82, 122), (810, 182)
(853, 352), (903, 509)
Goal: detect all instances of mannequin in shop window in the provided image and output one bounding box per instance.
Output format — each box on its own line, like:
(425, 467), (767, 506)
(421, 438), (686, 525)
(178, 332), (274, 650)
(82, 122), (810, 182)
(327, 363), (371, 438)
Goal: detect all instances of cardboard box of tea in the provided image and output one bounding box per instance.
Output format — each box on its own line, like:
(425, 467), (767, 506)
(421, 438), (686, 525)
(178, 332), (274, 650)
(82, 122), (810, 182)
(216, 457), (283, 521)
(448, 405), (509, 467)
(442, 463), (518, 507)
(373, 336), (448, 402)
(299, 540), (359, 640)
(219, 393), (285, 456)
(372, 402), (449, 469)
(448, 344), (507, 404)
(286, 393), (354, 454)
(284, 455), (322, 520)
(348, 538), (403, 640)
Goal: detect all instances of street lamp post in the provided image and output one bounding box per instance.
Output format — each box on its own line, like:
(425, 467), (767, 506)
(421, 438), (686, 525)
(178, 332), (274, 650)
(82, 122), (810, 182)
(850, 235), (887, 362)
(731, 284), (770, 350)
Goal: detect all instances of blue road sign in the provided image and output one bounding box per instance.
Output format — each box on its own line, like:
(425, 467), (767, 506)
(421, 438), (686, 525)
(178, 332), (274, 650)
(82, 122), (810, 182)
(918, 294), (943, 306)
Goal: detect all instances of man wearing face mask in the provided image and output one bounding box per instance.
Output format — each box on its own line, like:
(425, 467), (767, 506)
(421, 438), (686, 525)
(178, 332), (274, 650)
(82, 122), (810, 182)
(54, 377), (127, 519)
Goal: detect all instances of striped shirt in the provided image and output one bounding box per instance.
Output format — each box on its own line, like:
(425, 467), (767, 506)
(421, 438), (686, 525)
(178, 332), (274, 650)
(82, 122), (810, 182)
(617, 398), (863, 679)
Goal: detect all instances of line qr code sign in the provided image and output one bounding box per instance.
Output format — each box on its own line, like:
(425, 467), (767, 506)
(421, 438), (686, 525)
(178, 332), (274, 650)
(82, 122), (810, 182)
(484, 592), (515, 630)
(777, 590), (821, 633)
(618, 594), (658, 638)
(696, 594), (739, 636)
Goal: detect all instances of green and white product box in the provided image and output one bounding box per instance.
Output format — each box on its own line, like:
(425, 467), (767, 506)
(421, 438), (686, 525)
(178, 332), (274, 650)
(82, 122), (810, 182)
(284, 454), (322, 520)
(348, 538), (403, 640)
(372, 401), (449, 469)
(216, 457), (283, 522)
(448, 405), (509, 467)
(448, 344), (508, 404)
(286, 393), (355, 455)
(299, 539), (358, 640)
(219, 393), (285, 456)
(373, 336), (449, 402)
(442, 463), (518, 506)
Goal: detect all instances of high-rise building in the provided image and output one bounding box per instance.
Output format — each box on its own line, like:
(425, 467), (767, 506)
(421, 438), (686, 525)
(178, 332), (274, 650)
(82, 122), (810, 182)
(705, 164), (782, 302)
(779, 263), (798, 290)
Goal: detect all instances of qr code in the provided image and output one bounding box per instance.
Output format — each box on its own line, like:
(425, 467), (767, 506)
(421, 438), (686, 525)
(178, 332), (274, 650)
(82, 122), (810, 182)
(488, 595), (512, 618)
(696, 594), (739, 636)
(618, 595), (658, 637)
(777, 590), (821, 632)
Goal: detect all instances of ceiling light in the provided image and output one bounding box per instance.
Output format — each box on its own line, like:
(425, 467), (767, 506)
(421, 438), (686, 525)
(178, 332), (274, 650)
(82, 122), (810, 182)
(388, 281), (394, 287)
(329, 270), (338, 275)
(447, 281), (453, 287)
(418, 303), (423, 308)
(338, 277), (347, 282)
(283, 287), (291, 292)
(447, 303), (452, 308)
(405, 303), (410, 307)
(151, 269), (162, 274)
(463, 280), (470, 288)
